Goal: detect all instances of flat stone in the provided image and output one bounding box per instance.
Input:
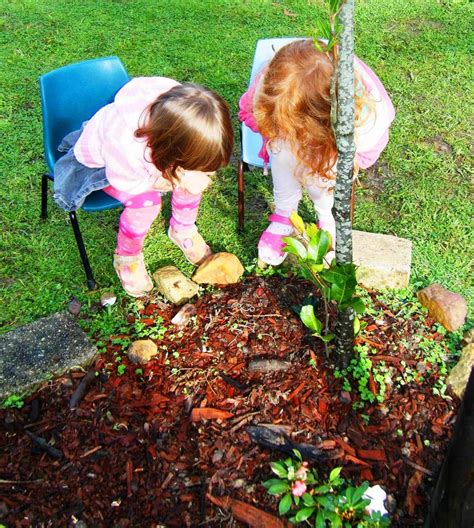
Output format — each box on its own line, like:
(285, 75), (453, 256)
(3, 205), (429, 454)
(352, 230), (412, 290)
(248, 359), (291, 373)
(127, 339), (158, 364)
(446, 343), (474, 398)
(153, 266), (199, 305)
(417, 283), (467, 332)
(192, 252), (244, 285)
(0, 312), (97, 400)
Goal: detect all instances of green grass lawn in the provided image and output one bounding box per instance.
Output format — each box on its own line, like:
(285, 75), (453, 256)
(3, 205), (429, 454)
(0, 0), (472, 332)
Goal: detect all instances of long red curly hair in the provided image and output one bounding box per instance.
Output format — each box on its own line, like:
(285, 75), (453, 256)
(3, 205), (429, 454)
(254, 39), (369, 181)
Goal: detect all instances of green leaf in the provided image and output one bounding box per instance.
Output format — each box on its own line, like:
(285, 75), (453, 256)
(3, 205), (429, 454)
(300, 305), (323, 334)
(315, 19), (332, 41)
(329, 0), (343, 15)
(279, 493), (292, 515)
(292, 448), (303, 461)
(316, 495), (334, 509)
(327, 512), (342, 527)
(343, 297), (365, 314)
(307, 230), (331, 263)
(282, 237), (307, 260)
(320, 333), (335, 343)
(302, 492), (316, 507)
(314, 484), (331, 494)
(352, 481), (369, 505)
(296, 507), (316, 522)
(315, 510), (326, 528)
(354, 316), (361, 336)
(345, 485), (354, 505)
(329, 467), (343, 482)
(263, 478), (284, 489)
(270, 461), (288, 478)
(268, 481), (290, 495)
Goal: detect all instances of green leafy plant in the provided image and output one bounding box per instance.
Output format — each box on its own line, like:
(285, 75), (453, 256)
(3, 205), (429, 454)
(263, 450), (390, 527)
(334, 345), (390, 408)
(2, 394), (25, 409)
(283, 212), (364, 351)
(133, 315), (167, 341)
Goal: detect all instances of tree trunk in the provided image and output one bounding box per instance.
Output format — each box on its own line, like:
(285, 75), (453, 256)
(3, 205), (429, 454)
(333, 0), (356, 366)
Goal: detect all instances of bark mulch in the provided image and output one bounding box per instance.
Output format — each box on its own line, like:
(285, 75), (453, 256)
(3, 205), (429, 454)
(0, 276), (459, 527)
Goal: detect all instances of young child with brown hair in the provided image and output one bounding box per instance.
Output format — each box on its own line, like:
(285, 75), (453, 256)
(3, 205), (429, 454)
(54, 77), (233, 296)
(239, 38), (395, 265)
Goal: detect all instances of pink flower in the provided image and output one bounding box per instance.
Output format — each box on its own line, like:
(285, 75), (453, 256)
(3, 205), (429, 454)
(295, 466), (308, 480)
(291, 480), (307, 497)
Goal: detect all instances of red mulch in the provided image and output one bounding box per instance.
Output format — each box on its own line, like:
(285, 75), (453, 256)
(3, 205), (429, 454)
(0, 276), (459, 527)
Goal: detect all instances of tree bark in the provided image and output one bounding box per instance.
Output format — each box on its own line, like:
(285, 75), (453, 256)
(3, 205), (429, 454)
(333, 0), (355, 366)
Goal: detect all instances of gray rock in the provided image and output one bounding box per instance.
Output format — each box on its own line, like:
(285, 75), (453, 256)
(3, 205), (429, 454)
(0, 312), (97, 400)
(248, 359), (291, 372)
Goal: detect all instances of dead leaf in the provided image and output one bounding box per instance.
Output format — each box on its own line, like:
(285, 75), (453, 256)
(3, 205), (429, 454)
(406, 470), (423, 516)
(191, 408), (234, 422)
(207, 494), (291, 527)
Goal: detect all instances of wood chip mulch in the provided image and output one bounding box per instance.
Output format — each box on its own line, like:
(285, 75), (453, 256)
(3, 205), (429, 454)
(0, 276), (459, 527)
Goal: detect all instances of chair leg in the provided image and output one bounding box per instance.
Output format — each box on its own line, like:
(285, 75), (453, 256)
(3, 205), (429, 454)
(237, 159), (246, 232)
(69, 211), (97, 291)
(41, 174), (49, 219)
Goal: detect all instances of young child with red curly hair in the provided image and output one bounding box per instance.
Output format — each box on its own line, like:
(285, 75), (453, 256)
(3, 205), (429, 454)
(239, 39), (395, 265)
(54, 78), (233, 297)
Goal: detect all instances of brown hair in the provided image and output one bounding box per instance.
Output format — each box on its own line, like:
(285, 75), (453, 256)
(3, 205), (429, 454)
(254, 39), (372, 181)
(135, 83), (233, 183)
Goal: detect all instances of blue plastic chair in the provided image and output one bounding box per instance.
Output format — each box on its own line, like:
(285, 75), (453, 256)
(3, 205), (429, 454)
(40, 56), (131, 289)
(237, 38), (302, 230)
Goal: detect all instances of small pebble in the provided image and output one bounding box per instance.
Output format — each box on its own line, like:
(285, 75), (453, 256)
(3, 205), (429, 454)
(68, 298), (82, 316)
(100, 292), (117, 307)
(340, 391), (352, 403)
(385, 494), (397, 513)
(212, 449), (224, 464)
(416, 361), (427, 374)
(171, 303), (196, 326)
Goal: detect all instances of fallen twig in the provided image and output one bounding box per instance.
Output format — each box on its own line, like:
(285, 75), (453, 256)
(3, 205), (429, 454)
(404, 458), (434, 476)
(26, 431), (63, 459)
(69, 369), (98, 409)
(246, 425), (334, 462)
(207, 494), (291, 528)
(0, 479), (44, 484)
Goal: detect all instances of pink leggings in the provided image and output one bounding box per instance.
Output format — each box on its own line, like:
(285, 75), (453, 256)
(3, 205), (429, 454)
(103, 185), (203, 256)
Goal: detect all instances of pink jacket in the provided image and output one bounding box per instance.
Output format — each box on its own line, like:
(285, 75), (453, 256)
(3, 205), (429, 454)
(74, 77), (212, 195)
(238, 57), (395, 170)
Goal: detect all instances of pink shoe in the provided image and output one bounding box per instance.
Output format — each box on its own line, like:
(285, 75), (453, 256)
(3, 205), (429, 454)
(258, 214), (294, 266)
(168, 224), (212, 265)
(113, 253), (153, 298)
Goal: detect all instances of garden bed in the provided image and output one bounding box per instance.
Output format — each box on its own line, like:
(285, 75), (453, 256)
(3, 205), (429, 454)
(0, 276), (459, 527)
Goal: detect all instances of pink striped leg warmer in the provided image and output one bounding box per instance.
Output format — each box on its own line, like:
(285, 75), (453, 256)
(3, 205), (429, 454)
(170, 187), (202, 231)
(103, 186), (162, 256)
